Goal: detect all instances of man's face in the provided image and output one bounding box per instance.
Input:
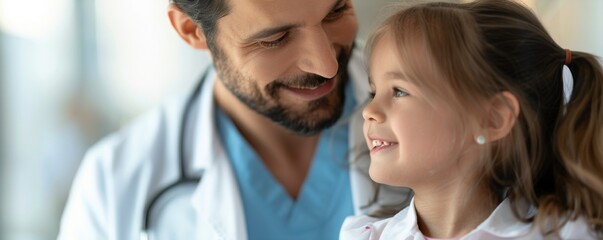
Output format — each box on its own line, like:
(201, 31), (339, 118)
(211, 0), (358, 135)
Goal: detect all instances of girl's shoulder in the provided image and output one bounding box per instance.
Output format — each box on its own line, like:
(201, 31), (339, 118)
(469, 199), (600, 239)
(339, 214), (392, 240)
(340, 207), (421, 240)
(557, 216), (600, 239)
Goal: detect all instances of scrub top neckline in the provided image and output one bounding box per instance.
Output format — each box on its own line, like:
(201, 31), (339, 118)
(215, 81), (356, 227)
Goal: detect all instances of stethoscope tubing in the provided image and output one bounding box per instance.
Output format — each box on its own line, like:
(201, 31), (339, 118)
(141, 68), (209, 232)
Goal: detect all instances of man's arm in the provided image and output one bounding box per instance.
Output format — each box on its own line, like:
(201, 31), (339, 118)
(57, 139), (114, 240)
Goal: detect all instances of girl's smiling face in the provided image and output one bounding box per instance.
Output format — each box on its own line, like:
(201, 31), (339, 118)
(363, 33), (478, 189)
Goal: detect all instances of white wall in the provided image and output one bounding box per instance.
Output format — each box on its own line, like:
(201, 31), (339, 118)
(1, 0), (80, 238)
(358, 0), (603, 58)
(527, 0), (603, 58)
(94, 0), (211, 124)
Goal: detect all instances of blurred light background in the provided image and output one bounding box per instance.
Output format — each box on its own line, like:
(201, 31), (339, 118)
(0, 0), (601, 239)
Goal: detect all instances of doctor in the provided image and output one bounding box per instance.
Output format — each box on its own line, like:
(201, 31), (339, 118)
(58, 0), (409, 239)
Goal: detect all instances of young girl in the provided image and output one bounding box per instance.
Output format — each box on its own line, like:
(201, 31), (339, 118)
(341, 0), (603, 239)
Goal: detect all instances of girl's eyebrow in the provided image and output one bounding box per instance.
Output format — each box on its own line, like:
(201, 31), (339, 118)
(368, 71), (409, 85)
(384, 71), (408, 82)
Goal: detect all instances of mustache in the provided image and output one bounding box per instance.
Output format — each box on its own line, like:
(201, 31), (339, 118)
(273, 74), (331, 89)
(266, 50), (349, 95)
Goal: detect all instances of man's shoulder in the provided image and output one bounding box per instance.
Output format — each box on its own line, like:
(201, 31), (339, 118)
(84, 94), (190, 174)
(60, 94), (200, 239)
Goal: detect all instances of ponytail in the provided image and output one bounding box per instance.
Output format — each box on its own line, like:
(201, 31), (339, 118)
(539, 52), (603, 234)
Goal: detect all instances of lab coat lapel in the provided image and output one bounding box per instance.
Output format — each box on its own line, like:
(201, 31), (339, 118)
(190, 72), (248, 240)
(191, 146), (247, 240)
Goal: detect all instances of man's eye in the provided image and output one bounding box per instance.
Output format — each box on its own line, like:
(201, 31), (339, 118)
(324, 2), (350, 22)
(259, 33), (289, 48)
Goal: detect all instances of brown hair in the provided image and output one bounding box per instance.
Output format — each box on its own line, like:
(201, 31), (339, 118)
(367, 0), (603, 236)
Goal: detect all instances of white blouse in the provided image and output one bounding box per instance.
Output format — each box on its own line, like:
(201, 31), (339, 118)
(340, 198), (598, 240)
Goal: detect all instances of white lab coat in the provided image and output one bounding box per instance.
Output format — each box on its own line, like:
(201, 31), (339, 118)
(57, 48), (409, 240)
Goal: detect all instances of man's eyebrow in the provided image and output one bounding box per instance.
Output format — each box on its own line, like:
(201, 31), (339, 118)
(244, 24), (299, 42)
(244, 0), (343, 42)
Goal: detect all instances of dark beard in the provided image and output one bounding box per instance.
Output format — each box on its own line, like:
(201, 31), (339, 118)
(213, 49), (351, 136)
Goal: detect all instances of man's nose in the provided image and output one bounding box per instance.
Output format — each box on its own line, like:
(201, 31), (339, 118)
(297, 26), (339, 79)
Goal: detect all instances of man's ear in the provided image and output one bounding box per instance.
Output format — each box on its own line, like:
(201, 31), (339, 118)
(485, 91), (520, 142)
(167, 3), (208, 49)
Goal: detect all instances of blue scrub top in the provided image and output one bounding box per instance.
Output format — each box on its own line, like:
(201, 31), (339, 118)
(216, 82), (356, 240)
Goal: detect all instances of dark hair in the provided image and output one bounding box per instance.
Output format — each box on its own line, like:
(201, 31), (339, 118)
(171, 0), (230, 52)
(367, 0), (603, 236)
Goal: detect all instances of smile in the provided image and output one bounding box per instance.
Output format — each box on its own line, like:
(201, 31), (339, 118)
(371, 139), (395, 148)
(287, 80), (328, 90)
(370, 139), (398, 153)
(283, 78), (336, 101)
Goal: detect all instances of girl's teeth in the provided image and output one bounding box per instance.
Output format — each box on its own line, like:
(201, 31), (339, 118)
(372, 140), (382, 148)
(372, 140), (391, 149)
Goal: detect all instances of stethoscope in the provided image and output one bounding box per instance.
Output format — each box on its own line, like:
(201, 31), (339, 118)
(140, 68), (209, 240)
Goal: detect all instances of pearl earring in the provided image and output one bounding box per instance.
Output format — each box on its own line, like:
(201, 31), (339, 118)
(476, 135), (486, 145)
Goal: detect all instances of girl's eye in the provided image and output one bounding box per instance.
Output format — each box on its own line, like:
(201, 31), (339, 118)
(368, 91), (376, 99)
(394, 88), (409, 97)
(259, 33), (289, 48)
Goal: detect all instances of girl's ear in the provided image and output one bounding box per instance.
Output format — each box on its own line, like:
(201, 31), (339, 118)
(485, 91), (520, 142)
(167, 3), (208, 49)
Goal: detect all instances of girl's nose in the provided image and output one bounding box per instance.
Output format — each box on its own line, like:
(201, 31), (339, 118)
(362, 99), (385, 123)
